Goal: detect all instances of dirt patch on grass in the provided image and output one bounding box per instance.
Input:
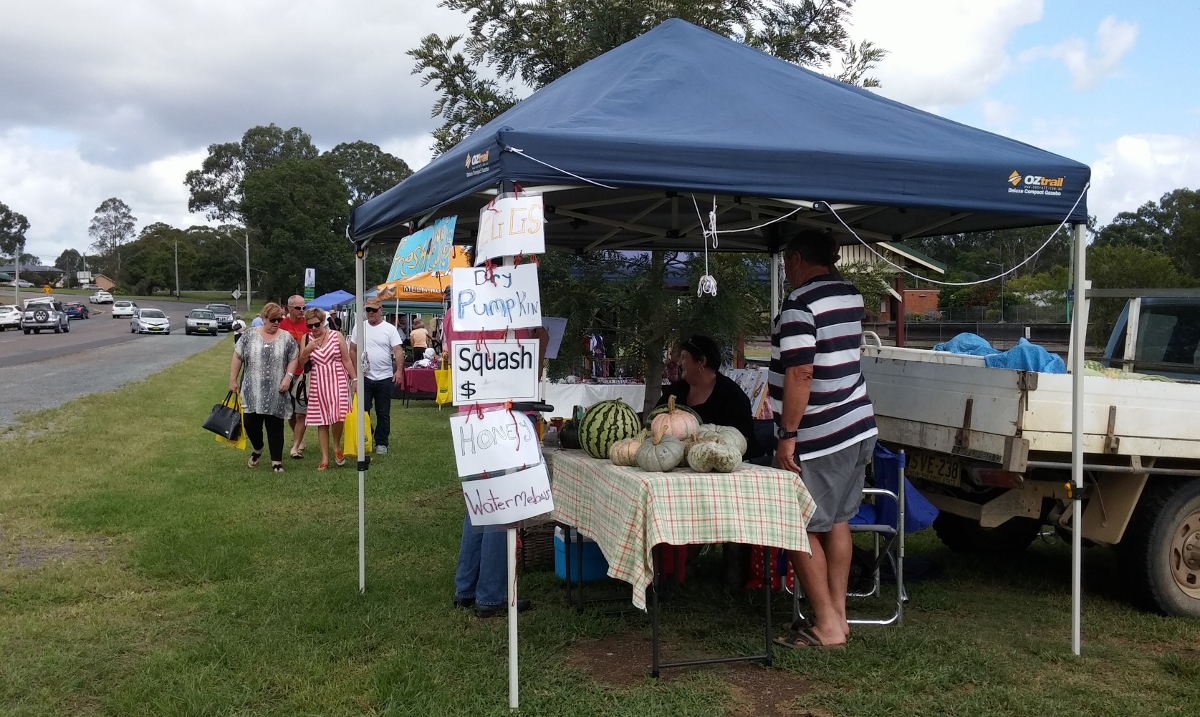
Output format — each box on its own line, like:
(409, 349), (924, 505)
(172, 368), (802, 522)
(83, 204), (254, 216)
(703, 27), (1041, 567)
(568, 635), (813, 715)
(0, 529), (116, 570)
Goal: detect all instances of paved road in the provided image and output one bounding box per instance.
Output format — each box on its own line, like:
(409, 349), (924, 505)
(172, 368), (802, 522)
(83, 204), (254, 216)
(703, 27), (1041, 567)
(0, 295), (219, 368)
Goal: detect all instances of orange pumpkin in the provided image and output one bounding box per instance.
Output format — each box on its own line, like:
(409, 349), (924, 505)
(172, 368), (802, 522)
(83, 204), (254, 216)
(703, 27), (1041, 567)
(650, 395), (699, 442)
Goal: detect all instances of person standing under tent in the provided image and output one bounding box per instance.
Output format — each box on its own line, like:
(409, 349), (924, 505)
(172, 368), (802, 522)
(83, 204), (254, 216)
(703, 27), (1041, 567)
(349, 297), (405, 455)
(770, 230), (877, 651)
(298, 307), (356, 470)
(280, 295), (311, 459)
(409, 318), (430, 353)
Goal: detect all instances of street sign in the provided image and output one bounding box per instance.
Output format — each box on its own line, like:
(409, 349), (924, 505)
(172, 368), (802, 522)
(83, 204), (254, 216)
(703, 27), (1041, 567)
(42, 285), (52, 294)
(304, 268), (316, 287)
(232, 289), (242, 300)
(303, 287), (315, 301)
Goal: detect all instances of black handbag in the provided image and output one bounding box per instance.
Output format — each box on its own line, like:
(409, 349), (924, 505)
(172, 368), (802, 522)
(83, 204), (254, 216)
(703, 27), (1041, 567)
(202, 391), (243, 440)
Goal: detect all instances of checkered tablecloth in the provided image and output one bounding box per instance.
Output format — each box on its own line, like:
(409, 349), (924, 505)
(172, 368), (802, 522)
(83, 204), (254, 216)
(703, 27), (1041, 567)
(546, 449), (816, 611)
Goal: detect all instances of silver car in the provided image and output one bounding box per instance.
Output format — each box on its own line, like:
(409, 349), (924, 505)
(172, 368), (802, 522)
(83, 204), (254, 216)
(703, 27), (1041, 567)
(0, 304), (20, 331)
(185, 309), (220, 336)
(131, 308), (170, 334)
(111, 300), (137, 319)
(22, 300), (70, 334)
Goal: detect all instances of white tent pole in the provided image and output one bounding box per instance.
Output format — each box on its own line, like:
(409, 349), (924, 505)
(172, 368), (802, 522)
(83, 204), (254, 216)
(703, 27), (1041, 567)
(356, 247), (368, 594)
(1069, 221), (1088, 656)
(507, 526), (519, 710)
(770, 251), (781, 317)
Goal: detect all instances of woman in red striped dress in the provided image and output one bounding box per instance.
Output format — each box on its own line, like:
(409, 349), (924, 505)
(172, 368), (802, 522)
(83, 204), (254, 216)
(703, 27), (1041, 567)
(299, 308), (357, 470)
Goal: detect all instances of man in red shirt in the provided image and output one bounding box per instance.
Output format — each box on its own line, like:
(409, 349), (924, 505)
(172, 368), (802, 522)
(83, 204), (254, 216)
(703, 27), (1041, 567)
(280, 295), (310, 458)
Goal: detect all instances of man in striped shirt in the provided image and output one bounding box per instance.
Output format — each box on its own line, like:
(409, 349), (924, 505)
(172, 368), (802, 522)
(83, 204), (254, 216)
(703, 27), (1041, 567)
(770, 230), (877, 650)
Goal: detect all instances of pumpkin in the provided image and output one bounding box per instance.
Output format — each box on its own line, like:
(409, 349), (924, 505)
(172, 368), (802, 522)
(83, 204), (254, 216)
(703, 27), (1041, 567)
(644, 396), (701, 428)
(610, 430), (648, 466)
(687, 441), (742, 473)
(635, 424), (686, 472)
(695, 424), (748, 456)
(649, 395), (700, 442)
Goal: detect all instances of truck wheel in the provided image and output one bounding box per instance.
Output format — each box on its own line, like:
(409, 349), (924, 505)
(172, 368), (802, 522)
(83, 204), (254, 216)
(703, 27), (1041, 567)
(933, 513), (1042, 554)
(1118, 478), (1200, 618)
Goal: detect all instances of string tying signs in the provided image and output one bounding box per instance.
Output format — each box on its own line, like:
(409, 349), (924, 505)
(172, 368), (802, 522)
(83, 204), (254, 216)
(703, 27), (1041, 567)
(461, 463), (555, 526)
(449, 408), (541, 477)
(451, 339), (541, 405)
(476, 193), (545, 265)
(451, 264), (542, 331)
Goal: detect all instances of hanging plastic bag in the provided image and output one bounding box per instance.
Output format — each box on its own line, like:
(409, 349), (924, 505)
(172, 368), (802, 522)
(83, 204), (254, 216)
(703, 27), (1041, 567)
(210, 391), (247, 451)
(434, 367), (452, 405)
(343, 394), (374, 455)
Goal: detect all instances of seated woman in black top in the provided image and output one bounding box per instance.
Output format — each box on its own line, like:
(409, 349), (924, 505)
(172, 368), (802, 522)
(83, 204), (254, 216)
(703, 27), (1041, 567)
(657, 335), (759, 458)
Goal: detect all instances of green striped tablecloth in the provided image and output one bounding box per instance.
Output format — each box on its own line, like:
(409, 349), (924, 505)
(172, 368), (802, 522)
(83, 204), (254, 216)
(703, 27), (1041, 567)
(546, 449), (816, 611)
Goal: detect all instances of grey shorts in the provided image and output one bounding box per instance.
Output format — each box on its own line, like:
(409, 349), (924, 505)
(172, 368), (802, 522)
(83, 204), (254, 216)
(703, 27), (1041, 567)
(292, 374), (308, 415)
(798, 437), (876, 532)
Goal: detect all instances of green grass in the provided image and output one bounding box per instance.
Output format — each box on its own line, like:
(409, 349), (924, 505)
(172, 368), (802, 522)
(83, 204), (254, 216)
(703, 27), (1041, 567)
(2, 344), (1199, 716)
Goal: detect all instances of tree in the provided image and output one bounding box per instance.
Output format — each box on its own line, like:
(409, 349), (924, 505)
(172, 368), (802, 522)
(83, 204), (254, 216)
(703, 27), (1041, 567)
(322, 141), (413, 206)
(839, 261), (893, 320)
(1095, 188), (1200, 278)
(241, 158), (351, 302)
(88, 198), (137, 285)
(410, 0), (886, 153)
(55, 249), (83, 287)
(1086, 244), (1199, 344)
(0, 202), (30, 267)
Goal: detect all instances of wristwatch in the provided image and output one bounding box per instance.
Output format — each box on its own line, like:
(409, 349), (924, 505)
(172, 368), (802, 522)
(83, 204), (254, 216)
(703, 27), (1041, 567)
(776, 427), (798, 440)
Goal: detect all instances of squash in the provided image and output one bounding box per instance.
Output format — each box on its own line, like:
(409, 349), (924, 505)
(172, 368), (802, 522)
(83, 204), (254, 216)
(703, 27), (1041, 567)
(649, 395), (700, 442)
(644, 396), (701, 428)
(635, 424), (686, 472)
(695, 424), (748, 456)
(687, 441), (742, 473)
(610, 430), (649, 467)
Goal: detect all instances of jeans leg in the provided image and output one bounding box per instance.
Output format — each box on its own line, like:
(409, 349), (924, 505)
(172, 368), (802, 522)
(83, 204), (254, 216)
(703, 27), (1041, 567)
(453, 514), (482, 601)
(475, 527), (509, 607)
(243, 412), (265, 453)
(370, 378), (392, 447)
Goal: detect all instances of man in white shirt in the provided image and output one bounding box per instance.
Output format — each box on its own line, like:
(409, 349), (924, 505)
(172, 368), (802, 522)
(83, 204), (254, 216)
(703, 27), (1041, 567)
(349, 298), (405, 454)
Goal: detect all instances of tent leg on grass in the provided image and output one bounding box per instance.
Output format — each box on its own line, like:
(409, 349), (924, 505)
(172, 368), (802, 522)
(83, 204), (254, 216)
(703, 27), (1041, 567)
(508, 527), (519, 710)
(1069, 221), (1089, 656)
(356, 245), (368, 594)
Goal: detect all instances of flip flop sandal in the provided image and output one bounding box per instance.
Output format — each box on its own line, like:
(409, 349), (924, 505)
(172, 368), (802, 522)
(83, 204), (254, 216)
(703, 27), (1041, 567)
(247, 452), (262, 468)
(334, 452), (346, 467)
(272, 462), (285, 473)
(290, 448), (303, 459)
(774, 627), (846, 651)
(317, 462), (329, 471)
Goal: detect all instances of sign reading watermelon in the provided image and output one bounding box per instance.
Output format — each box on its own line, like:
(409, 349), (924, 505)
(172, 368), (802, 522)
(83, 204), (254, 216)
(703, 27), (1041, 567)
(449, 408), (542, 477)
(450, 264), (542, 331)
(451, 339), (540, 405)
(461, 462), (554, 526)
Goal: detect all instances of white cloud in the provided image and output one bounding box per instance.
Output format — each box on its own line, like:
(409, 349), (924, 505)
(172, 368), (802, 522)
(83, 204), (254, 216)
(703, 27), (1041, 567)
(981, 98), (1018, 127)
(1020, 16), (1137, 91)
(849, 0), (1043, 110)
(1090, 134), (1200, 224)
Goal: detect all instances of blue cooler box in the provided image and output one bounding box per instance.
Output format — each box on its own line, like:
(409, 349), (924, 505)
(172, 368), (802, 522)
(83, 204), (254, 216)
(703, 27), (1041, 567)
(554, 526), (609, 583)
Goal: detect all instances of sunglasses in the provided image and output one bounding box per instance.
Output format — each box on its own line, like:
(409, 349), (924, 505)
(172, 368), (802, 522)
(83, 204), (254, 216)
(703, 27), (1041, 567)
(289, 305), (305, 310)
(307, 322), (322, 329)
(365, 307), (380, 313)
(267, 317), (283, 324)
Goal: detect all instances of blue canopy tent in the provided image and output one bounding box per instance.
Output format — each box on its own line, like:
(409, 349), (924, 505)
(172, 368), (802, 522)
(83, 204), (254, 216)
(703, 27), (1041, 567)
(344, 19), (1094, 656)
(306, 289), (355, 310)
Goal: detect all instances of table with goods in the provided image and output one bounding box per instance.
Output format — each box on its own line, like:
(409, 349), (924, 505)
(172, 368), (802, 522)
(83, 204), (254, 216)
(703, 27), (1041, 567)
(544, 396), (816, 676)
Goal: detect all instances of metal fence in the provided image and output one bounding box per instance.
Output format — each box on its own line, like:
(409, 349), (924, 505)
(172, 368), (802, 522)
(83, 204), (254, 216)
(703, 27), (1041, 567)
(908, 305), (1069, 324)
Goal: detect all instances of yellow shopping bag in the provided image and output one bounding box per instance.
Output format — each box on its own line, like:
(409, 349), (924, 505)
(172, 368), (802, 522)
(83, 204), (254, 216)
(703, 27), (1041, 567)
(434, 367), (452, 405)
(212, 392), (247, 451)
(343, 394), (374, 455)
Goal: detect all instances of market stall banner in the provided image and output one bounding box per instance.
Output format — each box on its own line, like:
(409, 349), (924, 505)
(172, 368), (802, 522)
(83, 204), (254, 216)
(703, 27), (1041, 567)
(451, 339), (541, 405)
(461, 462), (555, 526)
(450, 264), (542, 331)
(386, 216), (457, 281)
(449, 408), (542, 477)
(476, 194), (545, 265)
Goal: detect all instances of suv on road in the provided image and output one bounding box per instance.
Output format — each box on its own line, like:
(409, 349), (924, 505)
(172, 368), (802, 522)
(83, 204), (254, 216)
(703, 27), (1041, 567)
(0, 304), (20, 331)
(89, 290), (113, 304)
(22, 299), (70, 334)
(206, 303), (235, 332)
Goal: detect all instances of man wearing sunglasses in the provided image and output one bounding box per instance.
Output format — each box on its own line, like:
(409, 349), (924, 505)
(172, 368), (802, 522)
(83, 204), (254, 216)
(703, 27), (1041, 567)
(280, 295), (311, 458)
(349, 297), (405, 454)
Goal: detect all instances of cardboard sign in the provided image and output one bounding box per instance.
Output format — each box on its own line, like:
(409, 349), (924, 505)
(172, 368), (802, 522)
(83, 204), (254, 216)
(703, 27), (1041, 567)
(449, 409), (542, 478)
(476, 194), (545, 265)
(450, 264), (542, 331)
(451, 339), (540, 405)
(462, 463), (555, 526)
(388, 216), (457, 281)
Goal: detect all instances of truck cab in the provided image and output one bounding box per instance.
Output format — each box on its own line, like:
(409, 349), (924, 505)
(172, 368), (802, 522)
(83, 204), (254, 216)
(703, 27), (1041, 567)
(1103, 298), (1200, 381)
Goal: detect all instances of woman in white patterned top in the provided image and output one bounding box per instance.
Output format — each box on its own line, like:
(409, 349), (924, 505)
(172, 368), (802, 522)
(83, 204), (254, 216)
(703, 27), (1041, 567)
(230, 302), (299, 473)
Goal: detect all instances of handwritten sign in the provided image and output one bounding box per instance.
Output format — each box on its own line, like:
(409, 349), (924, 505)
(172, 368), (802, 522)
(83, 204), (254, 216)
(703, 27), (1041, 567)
(449, 409), (542, 477)
(476, 194), (545, 265)
(451, 339), (540, 405)
(450, 264), (542, 331)
(462, 463), (555, 526)
(387, 216), (457, 281)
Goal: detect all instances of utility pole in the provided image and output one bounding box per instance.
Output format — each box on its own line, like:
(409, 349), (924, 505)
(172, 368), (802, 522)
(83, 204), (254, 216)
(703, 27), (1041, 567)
(244, 228), (252, 314)
(174, 241), (180, 299)
(11, 249), (17, 306)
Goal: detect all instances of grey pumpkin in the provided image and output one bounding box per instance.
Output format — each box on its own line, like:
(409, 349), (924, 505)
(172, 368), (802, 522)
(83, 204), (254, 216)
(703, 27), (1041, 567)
(635, 424), (686, 472)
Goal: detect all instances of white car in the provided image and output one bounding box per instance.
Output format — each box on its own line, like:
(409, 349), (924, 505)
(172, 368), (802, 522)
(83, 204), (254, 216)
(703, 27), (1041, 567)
(131, 308), (170, 334)
(0, 304), (20, 331)
(89, 290), (113, 304)
(7, 279), (34, 288)
(185, 309), (220, 336)
(110, 300), (137, 319)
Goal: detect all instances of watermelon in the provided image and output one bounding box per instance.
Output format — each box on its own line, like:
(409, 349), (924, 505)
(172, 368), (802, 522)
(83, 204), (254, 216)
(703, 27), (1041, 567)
(644, 398), (701, 428)
(578, 400), (641, 459)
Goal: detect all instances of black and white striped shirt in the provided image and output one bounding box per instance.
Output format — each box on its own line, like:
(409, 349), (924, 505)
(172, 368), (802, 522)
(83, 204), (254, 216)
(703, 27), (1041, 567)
(769, 275), (877, 460)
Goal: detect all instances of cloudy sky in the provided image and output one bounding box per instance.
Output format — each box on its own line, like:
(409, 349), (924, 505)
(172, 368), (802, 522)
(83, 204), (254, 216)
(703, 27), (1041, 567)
(2, 0), (1196, 262)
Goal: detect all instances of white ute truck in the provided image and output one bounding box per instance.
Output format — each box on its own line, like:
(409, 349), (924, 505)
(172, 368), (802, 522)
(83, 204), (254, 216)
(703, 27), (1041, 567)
(862, 297), (1200, 617)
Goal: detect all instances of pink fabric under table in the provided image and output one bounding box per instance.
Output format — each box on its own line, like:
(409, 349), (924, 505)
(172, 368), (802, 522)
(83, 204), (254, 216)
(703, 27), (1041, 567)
(405, 368), (438, 394)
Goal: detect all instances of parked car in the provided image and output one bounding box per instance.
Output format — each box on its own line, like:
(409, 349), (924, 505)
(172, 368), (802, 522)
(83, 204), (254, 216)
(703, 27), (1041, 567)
(185, 309), (220, 336)
(110, 300), (137, 319)
(89, 290), (114, 304)
(206, 303), (235, 331)
(0, 304), (20, 331)
(21, 300), (70, 334)
(80, 283), (100, 290)
(131, 308), (170, 334)
(6, 279), (34, 288)
(64, 301), (90, 320)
